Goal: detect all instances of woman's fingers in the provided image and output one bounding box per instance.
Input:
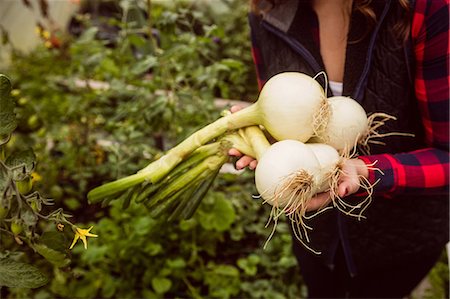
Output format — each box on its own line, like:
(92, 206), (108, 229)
(337, 180), (357, 198)
(305, 159), (365, 212)
(337, 158), (368, 197)
(236, 155), (256, 170)
(229, 105), (257, 170)
(230, 105), (243, 113)
(228, 148), (242, 157)
(227, 148), (257, 170)
(306, 192), (332, 212)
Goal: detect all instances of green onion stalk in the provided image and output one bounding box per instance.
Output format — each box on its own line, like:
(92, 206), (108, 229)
(135, 126), (270, 221)
(87, 103), (266, 203)
(87, 105), (262, 204)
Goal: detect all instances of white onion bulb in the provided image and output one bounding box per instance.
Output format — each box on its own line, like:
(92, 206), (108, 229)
(255, 140), (321, 208)
(257, 72), (326, 142)
(313, 96), (368, 151)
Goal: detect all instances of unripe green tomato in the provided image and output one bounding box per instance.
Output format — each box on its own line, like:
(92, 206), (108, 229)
(11, 221), (23, 235)
(50, 185), (63, 200)
(30, 201), (40, 212)
(11, 89), (20, 97)
(0, 146), (5, 161)
(6, 135), (17, 148)
(37, 127), (46, 138)
(17, 176), (33, 194)
(27, 114), (40, 130)
(17, 97), (28, 105)
(0, 205), (8, 220)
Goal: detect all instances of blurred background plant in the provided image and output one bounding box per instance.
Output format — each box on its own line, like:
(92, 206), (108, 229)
(0, 0), (447, 298)
(0, 73), (98, 294)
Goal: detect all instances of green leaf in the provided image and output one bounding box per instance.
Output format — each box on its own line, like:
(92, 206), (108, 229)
(131, 56), (157, 76)
(0, 74), (17, 136)
(0, 258), (48, 288)
(99, 58), (120, 77)
(127, 34), (147, 47)
(199, 193), (235, 232)
(205, 263), (240, 298)
(0, 74), (12, 107)
(40, 231), (68, 252)
(212, 264), (239, 277)
(166, 257), (186, 269)
(64, 197), (81, 210)
(5, 149), (36, 175)
(82, 245), (109, 263)
(144, 242), (163, 256)
(220, 58), (244, 69)
(21, 209), (38, 226)
(124, 5), (148, 28)
(133, 216), (155, 236)
(151, 277), (172, 294)
(77, 27), (98, 43)
(0, 113), (17, 136)
(32, 243), (70, 268)
(237, 255), (259, 276)
(100, 274), (117, 298)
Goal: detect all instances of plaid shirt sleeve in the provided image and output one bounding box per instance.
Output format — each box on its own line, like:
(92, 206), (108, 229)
(359, 0), (449, 197)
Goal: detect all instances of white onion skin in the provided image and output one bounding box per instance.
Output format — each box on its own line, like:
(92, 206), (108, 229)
(257, 72), (326, 142)
(313, 96), (368, 151)
(255, 140), (321, 207)
(306, 143), (340, 193)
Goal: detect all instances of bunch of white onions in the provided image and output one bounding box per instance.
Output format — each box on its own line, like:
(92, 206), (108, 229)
(88, 72), (332, 203)
(88, 72), (402, 251)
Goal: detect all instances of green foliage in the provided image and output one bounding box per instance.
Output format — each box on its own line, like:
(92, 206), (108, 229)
(0, 75), (17, 136)
(197, 192), (235, 232)
(421, 252), (449, 299)
(0, 258), (48, 289)
(25, 174), (304, 298)
(0, 74), (78, 291)
(3, 1), (257, 212)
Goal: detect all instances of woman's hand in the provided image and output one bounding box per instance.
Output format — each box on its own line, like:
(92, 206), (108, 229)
(306, 158), (369, 211)
(228, 148), (258, 170)
(228, 105), (258, 170)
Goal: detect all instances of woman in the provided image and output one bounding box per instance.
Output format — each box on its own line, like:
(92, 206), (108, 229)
(231, 0), (449, 297)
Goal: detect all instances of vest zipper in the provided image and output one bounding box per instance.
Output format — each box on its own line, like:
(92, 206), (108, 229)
(261, 22), (323, 75)
(353, 0), (392, 101)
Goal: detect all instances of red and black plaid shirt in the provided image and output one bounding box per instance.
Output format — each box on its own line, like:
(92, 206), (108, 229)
(359, 0), (449, 196)
(251, 0), (449, 196)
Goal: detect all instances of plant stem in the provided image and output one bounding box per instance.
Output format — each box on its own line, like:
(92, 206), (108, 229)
(139, 103), (259, 178)
(223, 132), (255, 157)
(87, 171), (152, 203)
(145, 154), (226, 211)
(146, 0), (158, 51)
(180, 166), (221, 220)
(135, 142), (221, 203)
(243, 126), (271, 160)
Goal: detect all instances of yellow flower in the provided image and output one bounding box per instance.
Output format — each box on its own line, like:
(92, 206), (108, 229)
(31, 172), (42, 183)
(42, 30), (50, 39)
(69, 226), (98, 250)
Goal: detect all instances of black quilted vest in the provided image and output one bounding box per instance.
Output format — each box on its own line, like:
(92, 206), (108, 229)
(249, 0), (449, 275)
